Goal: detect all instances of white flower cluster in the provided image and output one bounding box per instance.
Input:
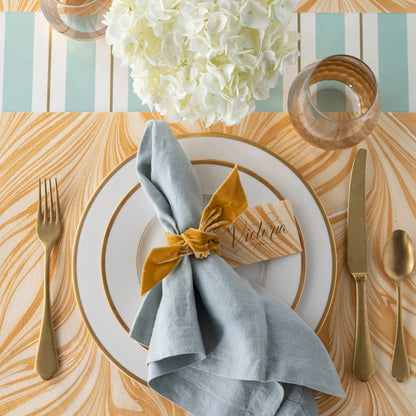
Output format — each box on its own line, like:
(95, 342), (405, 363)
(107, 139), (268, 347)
(105, 0), (299, 126)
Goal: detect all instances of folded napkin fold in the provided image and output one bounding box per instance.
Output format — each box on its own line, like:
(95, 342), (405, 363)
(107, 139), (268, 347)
(130, 120), (345, 416)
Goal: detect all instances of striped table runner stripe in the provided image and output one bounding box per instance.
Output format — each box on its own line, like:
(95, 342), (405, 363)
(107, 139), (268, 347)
(0, 12), (414, 113)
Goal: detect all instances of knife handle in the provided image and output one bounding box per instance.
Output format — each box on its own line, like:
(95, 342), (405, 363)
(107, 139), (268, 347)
(353, 278), (375, 381)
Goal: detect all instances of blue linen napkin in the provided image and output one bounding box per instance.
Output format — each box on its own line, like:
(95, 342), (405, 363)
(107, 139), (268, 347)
(130, 120), (345, 416)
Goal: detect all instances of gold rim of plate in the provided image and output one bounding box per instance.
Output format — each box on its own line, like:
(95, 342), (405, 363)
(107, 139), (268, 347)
(72, 132), (337, 386)
(101, 159), (307, 334)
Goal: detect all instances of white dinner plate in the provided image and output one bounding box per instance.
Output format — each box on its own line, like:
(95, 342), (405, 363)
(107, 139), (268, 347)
(73, 133), (336, 385)
(101, 160), (306, 333)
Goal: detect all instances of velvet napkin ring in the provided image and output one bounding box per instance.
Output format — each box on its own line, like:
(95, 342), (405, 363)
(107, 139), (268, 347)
(140, 166), (248, 295)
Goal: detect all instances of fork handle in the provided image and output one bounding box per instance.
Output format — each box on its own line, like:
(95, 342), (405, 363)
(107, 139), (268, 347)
(35, 246), (58, 380)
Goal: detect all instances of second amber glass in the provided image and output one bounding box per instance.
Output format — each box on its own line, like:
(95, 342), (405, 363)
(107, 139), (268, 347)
(288, 55), (380, 150)
(41, 0), (111, 41)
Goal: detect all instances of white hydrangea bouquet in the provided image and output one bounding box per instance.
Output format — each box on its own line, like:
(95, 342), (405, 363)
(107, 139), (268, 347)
(105, 0), (299, 126)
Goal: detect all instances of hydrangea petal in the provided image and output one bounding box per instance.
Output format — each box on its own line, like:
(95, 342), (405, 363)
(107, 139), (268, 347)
(207, 12), (228, 34)
(240, 1), (269, 29)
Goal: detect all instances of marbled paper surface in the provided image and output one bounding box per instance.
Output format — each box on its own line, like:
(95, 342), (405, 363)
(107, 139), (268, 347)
(1, 112), (416, 415)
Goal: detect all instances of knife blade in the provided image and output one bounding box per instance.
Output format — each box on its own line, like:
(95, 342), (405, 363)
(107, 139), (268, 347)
(347, 149), (367, 276)
(347, 148), (375, 382)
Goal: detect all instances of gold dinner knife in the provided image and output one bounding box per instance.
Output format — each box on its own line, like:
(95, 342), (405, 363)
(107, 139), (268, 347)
(347, 148), (375, 382)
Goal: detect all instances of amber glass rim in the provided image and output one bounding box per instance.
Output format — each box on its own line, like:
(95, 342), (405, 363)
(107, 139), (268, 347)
(305, 54), (379, 124)
(52, 0), (100, 8)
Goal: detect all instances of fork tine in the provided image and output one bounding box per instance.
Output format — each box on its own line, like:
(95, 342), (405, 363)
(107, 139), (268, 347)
(43, 179), (48, 223)
(38, 179), (42, 220)
(48, 178), (54, 222)
(55, 178), (61, 221)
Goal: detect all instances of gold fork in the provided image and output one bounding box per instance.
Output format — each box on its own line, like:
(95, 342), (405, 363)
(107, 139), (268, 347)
(35, 178), (62, 380)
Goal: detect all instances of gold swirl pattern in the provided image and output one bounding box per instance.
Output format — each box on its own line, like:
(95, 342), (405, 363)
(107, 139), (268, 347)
(296, 0), (416, 12)
(1, 0), (415, 12)
(1, 112), (416, 415)
(0, 1), (39, 11)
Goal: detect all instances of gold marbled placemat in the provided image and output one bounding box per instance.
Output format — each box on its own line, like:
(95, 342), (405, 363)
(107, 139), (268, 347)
(2, 0), (416, 13)
(0, 112), (416, 415)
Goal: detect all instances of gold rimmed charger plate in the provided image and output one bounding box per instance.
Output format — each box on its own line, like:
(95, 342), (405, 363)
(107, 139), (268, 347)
(101, 159), (307, 334)
(72, 132), (337, 386)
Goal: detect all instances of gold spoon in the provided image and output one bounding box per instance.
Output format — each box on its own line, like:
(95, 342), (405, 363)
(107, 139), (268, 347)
(382, 230), (414, 382)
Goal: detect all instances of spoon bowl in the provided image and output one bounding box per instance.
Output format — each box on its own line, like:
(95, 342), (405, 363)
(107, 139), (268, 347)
(383, 230), (414, 283)
(382, 229), (415, 382)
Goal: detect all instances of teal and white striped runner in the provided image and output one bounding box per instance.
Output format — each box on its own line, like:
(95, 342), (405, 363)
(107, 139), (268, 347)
(0, 12), (415, 113)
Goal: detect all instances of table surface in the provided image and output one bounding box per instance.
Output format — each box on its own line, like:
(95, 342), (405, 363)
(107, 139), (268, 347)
(1, 0), (416, 13)
(1, 2), (416, 416)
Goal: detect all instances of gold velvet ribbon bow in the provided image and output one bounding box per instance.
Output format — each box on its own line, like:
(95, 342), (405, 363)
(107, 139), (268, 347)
(140, 166), (248, 295)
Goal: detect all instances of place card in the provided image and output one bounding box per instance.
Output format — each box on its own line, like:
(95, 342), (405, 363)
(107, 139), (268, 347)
(215, 200), (302, 267)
